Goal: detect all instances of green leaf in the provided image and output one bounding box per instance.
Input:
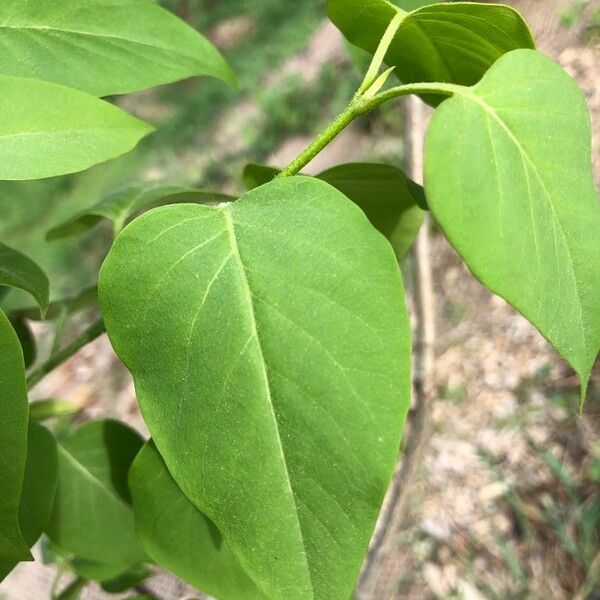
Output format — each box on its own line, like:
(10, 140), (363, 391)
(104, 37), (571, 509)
(45, 419), (146, 567)
(244, 163), (424, 258)
(0, 310), (30, 562)
(0, 242), (49, 316)
(242, 164), (279, 189)
(0, 76), (153, 181)
(319, 163), (424, 258)
(424, 49), (600, 397)
(100, 564), (150, 593)
(11, 287), (98, 323)
(0, 422), (58, 580)
(67, 554), (140, 583)
(9, 318), (36, 368)
(328, 0), (534, 105)
(99, 176), (412, 599)
(0, 0), (235, 97)
(130, 441), (264, 599)
(48, 184), (235, 240)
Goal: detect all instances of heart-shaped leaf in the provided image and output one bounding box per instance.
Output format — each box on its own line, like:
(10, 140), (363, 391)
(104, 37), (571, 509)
(0, 422), (58, 580)
(328, 0), (534, 104)
(0, 310), (30, 562)
(243, 163), (424, 258)
(130, 441), (265, 599)
(425, 49), (600, 396)
(0, 243), (49, 316)
(45, 419), (146, 567)
(48, 184), (235, 240)
(0, 76), (152, 181)
(100, 177), (411, 599)
(0, 0), (235, 97)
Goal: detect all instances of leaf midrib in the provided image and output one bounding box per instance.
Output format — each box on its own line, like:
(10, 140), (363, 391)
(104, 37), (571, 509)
(222, 208), (314, 597)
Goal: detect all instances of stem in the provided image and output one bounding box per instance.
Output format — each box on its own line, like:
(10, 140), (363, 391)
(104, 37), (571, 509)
(275, 98), (364, 177)
(277, 81), (461, 178)
(358, 10), (405, 95)
(27, 318), (105, 389)
(367, 81), (463, 109)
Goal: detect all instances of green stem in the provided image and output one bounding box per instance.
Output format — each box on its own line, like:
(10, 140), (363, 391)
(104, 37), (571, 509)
(277, 81), (462, 178)
(367, 81), (463, 109)
(27, 318), (105, 389)
(275, 97), (365, 178)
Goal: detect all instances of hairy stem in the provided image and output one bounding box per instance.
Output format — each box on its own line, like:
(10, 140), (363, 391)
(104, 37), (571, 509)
(277, 81), (461, 178)
(275, 97), (365, 178)
(27, 318), (105, 389)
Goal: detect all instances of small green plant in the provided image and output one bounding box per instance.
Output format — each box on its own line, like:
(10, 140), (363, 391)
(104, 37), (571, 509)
(0, 1), (598, 598)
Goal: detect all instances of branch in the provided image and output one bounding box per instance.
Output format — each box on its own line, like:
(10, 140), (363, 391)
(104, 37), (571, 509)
(27, 318), (105, 389)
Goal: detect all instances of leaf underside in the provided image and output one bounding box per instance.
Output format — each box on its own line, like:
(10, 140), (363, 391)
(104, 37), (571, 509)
(130, 441), (265, 599)
(425, 49), (600, 395)
(45, 419), (145, 568)
(100, 176), (412, 599)
(0, 242), (49, 316)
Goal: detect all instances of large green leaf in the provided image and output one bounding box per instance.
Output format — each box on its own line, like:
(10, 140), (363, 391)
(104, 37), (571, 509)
(0, 310), (30, 562)
(130, 441), (265, 599)
(0, 76), (152, 181)
(0, 0), (235, 97)
(0, 242), (49, 316)
(0, 422), (58, 580)
(45, 419), (146, 567)
(99, 176), (412, 599)
(243, 163), (424, 258)
(424, 49), (600, 395)
(328, 1), (534, 104)
(48, 184), (235, 240)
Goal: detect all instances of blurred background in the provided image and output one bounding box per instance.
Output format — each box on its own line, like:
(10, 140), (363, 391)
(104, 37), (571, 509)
(0, 0), (599, 598)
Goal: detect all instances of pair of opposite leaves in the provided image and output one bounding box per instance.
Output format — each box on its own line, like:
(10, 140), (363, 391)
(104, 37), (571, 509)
(99, 50), (600, 600)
